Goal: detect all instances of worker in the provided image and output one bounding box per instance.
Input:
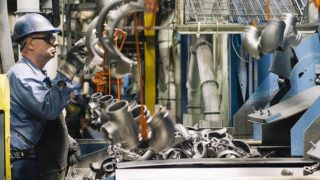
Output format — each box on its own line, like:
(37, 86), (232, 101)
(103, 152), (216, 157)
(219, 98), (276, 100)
(8, 13), (86, 180)
(65, 82), (87, 139)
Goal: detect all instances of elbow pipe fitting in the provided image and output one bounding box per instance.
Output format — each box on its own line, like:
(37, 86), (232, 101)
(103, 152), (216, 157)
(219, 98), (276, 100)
(259, 19), (286, 54)
(130, 104), (151, 127)
(102, 100), (139, 149)
(279, 13), (302, 50)
(147, 108), (175, 152)
(242, 25), (261, 59)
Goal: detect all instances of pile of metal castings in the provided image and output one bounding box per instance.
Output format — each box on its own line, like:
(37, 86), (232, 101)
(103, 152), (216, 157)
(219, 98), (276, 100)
(86, 93), (261, 179)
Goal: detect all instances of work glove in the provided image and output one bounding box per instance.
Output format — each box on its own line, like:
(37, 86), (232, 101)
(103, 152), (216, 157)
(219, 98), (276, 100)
(58, 38), (87, 81)
(67, 135), (81, 166)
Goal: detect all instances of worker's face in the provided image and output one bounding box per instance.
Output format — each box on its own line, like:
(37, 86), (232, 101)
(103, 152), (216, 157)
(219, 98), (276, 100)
(28, 32), (59, 61)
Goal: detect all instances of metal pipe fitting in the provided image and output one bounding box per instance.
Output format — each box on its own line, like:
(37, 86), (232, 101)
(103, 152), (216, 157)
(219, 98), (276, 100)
(242, 25), (261, 59)
(88, 92), (103, 116)
(98, 95), (114, 110)
(147, 108), (175, 152)
(130, 105), (151, 127)
(279, 13), (302, 50)
(259, 19), (286, 54)
(102, 100), (139, 149)
(97, 95), (114, 124)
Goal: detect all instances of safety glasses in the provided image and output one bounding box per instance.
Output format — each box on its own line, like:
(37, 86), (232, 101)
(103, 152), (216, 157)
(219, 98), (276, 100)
(31, 34), (57, 45)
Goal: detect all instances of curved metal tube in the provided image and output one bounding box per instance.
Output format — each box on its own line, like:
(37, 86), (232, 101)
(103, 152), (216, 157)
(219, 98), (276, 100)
(242, 25), (261, 59)
(85, 16), (103, 69)
(96, 0), (143, 77)
(280, 13), (302, 50)
(96, 0), (124, 53)
(103, 100), (139, 149)
(137, 149), (155, 161)
(259, 19), (286, 54)
(106, 1), (143, 65)
(147, 108), (175, 152)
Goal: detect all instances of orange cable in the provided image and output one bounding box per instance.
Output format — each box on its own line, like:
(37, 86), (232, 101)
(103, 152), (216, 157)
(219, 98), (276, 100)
(117, 78), (121, 100)
(266, 0), (270, 21)
(133, 12), (148, 140)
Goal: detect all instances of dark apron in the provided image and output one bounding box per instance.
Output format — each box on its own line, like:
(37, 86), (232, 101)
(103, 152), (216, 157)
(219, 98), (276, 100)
(35, 114), (69, 180)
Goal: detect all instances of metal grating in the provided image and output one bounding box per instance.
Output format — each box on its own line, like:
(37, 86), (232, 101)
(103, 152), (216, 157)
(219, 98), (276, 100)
(185, 0), (306, 25)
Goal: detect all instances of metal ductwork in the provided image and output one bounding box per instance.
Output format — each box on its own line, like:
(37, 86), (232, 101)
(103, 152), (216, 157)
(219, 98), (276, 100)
(187, 38), (221, 127)
(0, 0), (16, 73)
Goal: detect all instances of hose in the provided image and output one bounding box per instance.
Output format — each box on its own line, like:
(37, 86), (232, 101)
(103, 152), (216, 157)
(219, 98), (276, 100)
(0, 0), (15, 73)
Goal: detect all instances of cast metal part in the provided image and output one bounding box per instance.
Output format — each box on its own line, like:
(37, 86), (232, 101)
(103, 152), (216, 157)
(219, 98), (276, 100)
(102, 100), (139, 149)
(259, 19), (286, 54)
(147, 108), (175, 152)
(242, 25), (261, 59)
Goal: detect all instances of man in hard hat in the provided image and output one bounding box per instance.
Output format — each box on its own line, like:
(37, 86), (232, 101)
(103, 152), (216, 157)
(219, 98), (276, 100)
(8, 13), (85, 180)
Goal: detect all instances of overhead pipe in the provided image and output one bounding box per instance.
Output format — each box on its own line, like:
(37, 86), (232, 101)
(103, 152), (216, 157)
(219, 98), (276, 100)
(0, 0), (16, 73)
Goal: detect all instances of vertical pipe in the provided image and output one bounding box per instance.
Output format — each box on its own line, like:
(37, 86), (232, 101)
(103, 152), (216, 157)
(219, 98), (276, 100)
(0, 0), (16, 72)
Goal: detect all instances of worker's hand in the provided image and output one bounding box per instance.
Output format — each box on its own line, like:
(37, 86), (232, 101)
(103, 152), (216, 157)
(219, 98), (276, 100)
(67, 136), (81, 166)
(58, 38), (87, 80)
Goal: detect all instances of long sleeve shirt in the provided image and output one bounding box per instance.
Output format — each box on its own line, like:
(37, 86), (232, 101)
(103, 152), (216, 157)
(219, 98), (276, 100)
(7, 56), (72, 151)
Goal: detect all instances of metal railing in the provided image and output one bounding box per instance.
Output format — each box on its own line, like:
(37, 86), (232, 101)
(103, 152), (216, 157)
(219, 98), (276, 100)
(185, 0), (306, 25)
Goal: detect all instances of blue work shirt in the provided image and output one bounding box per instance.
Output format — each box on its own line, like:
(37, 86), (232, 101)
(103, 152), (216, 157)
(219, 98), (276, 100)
(7, 56), (72, 151)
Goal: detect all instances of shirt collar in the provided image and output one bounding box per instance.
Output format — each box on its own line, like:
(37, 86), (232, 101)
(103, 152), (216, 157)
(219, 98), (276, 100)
(21, 56), (46, 76)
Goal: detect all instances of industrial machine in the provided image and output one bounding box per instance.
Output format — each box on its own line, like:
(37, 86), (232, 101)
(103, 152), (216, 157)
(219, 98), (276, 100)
(2, 0), (320, 179)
